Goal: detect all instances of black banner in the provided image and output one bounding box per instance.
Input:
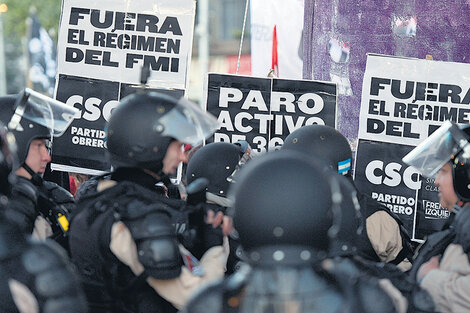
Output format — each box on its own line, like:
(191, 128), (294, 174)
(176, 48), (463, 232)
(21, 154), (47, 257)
(52, 74), (184, 174)
(354, 139), (445, 240)
(206, 74), (337, 152)
(54, 75), (119, 172)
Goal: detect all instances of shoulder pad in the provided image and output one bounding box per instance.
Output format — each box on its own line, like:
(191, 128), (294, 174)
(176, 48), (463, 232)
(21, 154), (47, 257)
(22, 240), (67, 275)
(12, 177), (39, 203)
(122, 208), (182, 279)
(22, 240), (85, 298)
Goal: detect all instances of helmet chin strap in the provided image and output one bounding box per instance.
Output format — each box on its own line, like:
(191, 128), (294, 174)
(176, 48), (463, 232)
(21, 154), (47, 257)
(21, 163), (43, 186)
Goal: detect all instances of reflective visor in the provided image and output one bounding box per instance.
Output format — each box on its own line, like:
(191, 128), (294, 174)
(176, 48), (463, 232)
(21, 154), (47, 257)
(9, 88), (78, 137)
(402, 121), (470, 178)
(159, 97), (219, 146)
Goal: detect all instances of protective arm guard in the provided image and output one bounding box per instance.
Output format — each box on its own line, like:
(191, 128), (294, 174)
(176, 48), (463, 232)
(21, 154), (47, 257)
(5, 176), (39, 234)
(119, 200), (183, 280)
(22, 239), (87, 313)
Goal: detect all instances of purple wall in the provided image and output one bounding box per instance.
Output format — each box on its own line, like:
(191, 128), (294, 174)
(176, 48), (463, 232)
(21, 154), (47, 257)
(303, 0), (470, 140)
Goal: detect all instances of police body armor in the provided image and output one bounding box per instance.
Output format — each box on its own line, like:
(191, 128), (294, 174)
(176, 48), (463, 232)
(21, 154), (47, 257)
(356, 192), (414, 265)
(5, 177), (74, 247)
(69, 180), (184, 313)
(37, 180), (75, 250)
(0, 218), (87, 313)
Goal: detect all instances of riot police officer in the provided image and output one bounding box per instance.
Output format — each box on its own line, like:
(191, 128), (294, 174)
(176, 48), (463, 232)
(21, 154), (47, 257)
(0, 90), (78, 249)
(69, 92), (226, 312)
(0, 121), (87, 313)
(185, 141), (251, 273)
(282, 124), (414, 270)
(328, 174), (434, 313)
(183, 150), (349, 313)
(403, 121), (470, 312)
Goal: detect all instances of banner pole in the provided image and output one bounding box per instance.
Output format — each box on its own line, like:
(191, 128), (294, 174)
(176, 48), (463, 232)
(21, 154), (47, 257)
(236, 0), (250, 74)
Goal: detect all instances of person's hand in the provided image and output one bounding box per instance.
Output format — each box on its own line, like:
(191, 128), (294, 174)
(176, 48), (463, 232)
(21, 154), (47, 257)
(417, 255), (440, 281)
(205, 210), (234, 236)
(222, 216), (234, 236)
(205, 209), (224, 228)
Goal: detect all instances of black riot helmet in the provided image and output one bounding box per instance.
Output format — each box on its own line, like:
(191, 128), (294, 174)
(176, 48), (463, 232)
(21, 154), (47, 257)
(282, 125), (352, 176)
(0, 90), (77, 176)
(0, 95), (49, 165)
(106, 92), (218, 174)
(0, 122), (18, 196)
(231, 150), (341, 267)
(403, 121), (470, 203)
(329, 174), (363, 258)
(186, 141), (251, 199)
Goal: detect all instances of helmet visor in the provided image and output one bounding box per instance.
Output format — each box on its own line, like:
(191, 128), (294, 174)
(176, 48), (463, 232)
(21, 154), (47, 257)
(402, 121), (470, 178)
(9, 88), (78, 137)
(159, 98), (219, 146)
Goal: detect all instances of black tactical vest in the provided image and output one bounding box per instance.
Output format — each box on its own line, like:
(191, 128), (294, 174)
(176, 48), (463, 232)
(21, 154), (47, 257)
(69, 181), (178, 313)
(0, 239), (87, 313)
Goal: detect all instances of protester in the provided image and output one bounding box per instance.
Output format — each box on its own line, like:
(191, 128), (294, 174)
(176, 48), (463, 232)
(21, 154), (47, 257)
(0, 90), (77, 250)
(0, 121), (87, 313)
(403, 121), (470, 312)
(68, 91), (227, 312)
(327, 174), (434, 313)
(282, 124), (414, 270)
(69, 172), (89, 198)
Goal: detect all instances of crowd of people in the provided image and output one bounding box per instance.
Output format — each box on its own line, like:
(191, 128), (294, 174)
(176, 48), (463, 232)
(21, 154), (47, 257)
(0, 87), (468, 312)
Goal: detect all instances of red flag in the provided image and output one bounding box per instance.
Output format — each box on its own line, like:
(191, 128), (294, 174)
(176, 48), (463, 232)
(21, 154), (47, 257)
(271, 25), (279, 77)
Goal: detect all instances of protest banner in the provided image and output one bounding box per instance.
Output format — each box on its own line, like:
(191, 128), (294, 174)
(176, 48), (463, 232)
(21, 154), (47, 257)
(358, 54), (470, 146)
(355, 139), (422, 239)
(52, 0), (195, 174)
(355, 54), (470, 240)
(56, 0), (195, 89)
(206, 73), (337, 152)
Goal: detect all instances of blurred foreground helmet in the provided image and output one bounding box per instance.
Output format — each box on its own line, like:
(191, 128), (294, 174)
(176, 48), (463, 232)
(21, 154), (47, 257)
(106, 92), (218, 173)
(282, 125), (352, 176)
(186, 141), (251, 198)
(0, 89), (78, 165)
(231, 150), (341, 266)
(403, 120), (470, 202)
(0, 122), (17, 195)
(329, 174), (363, 257)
